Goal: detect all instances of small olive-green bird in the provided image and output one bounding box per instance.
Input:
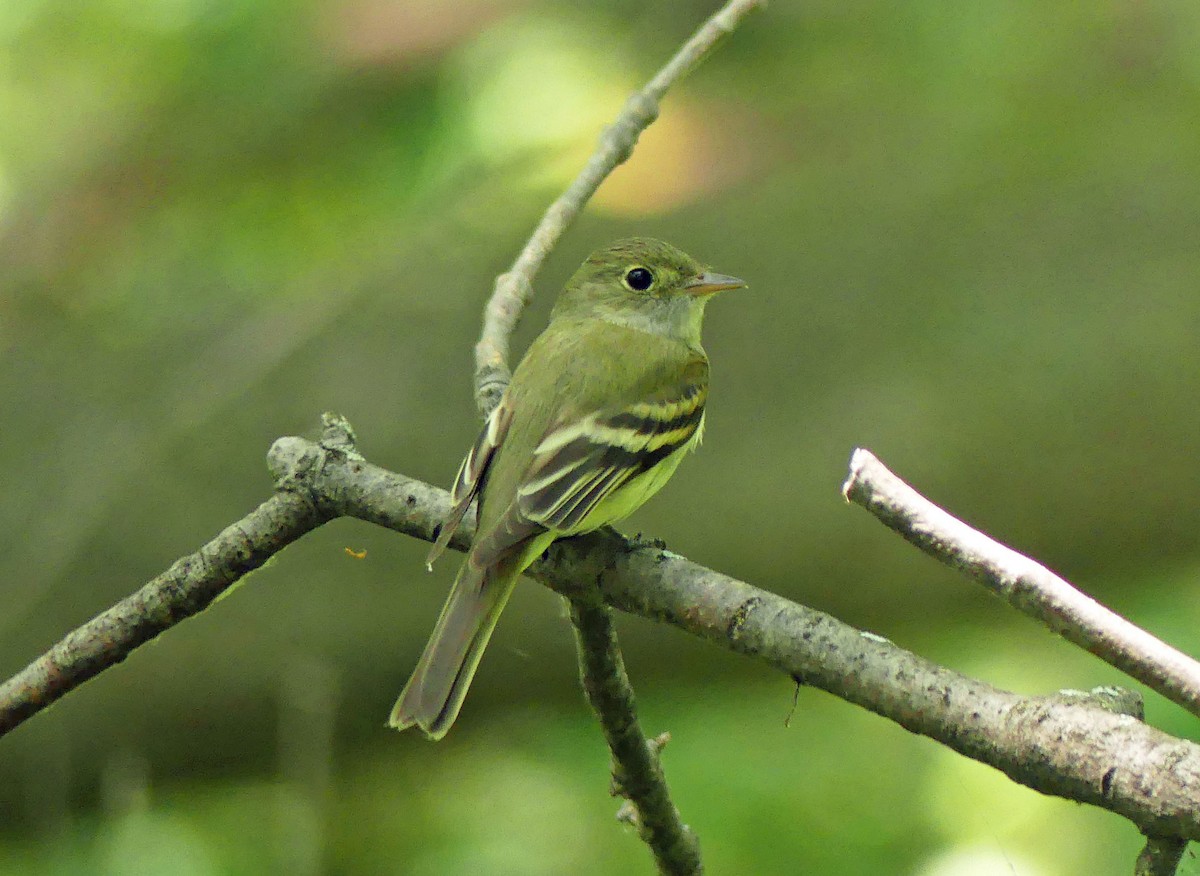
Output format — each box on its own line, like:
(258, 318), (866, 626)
(390, 237), (745, 739)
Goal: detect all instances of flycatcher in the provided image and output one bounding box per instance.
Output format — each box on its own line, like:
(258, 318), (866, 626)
(390, 237), (745, 739)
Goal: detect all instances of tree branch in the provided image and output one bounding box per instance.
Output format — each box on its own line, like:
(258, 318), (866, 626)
(9, 423), (1200, 846)
(843, 448), (1200, 721)
(275, 431), (1200, 841)
(472, 0), (764, 416)
(570, 598), (702, 875)
(8, 1), (1183, 869)
(1136, 835), (1188, 876)
(0, 482), (328, 736)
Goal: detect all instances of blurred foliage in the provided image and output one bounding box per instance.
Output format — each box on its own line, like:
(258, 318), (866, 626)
(3, 0), (1200, 873)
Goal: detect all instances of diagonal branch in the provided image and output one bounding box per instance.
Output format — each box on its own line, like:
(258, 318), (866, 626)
(0, 486), (328, 736)
(6, 425), (1200, 846)
(472, 0), (764, 416)
(570, 598), (702, 875)
(843, 448), (1200, 721)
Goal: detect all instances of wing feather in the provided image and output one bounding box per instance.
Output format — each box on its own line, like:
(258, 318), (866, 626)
(425, 400), (513, 569)
(516, 381), (707, 532)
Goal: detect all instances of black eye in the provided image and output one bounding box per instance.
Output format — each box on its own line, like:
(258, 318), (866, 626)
(625, 267), (654, 291)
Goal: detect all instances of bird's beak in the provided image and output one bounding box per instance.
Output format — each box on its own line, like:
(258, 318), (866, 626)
(684, 271), (747, 296)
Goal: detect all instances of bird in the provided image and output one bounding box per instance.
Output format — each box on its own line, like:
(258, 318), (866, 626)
(390, 237), (746, 739)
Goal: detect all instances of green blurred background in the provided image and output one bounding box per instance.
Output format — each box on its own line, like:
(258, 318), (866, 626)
(3, 1), (1200, 873)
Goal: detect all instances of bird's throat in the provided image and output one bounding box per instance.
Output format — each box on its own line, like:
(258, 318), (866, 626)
(595, 295), (706, 345)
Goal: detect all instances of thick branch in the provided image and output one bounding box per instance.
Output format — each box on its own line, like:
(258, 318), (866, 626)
(570, 599), (702, 875)
(294, 434), (1200, 839)
(6, 430), (1200, 842)
(843, 448), (1200, 721)
(472, 0), (764, 415)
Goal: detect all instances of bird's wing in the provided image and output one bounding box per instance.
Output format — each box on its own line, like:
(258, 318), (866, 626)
(517, 375), (707, 531)
(425, 399), (513, 570)
(467, 354), (709, 572)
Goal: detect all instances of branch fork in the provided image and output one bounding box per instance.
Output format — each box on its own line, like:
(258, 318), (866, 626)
(3, 1), (1195, 873)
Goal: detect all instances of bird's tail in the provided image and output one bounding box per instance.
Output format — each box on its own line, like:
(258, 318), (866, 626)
(388, 556), (518, 739)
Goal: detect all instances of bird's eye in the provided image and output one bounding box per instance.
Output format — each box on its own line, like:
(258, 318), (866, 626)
(624, 267), (654, 291)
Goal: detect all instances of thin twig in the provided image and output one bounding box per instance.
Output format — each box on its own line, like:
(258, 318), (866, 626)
(842, 448), (1200, 720)
(570, 599), (702, 875)
(472, 0), (765, 416)
(1136, 836), (1188, 876)
(469, 5), (763, 868)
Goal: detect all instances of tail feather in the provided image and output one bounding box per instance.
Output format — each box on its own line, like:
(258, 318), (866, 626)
(389, 558), (518, 739)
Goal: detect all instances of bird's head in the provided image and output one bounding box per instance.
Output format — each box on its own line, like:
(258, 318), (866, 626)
(552, 237), (746, 343)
